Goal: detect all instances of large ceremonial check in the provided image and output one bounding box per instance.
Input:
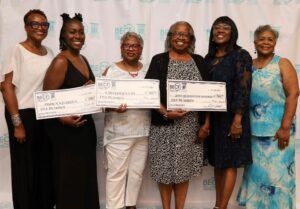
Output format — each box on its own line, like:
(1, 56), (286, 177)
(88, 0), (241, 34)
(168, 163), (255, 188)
(95, 78), (160, 108)
(34, 84), (102, 120)
(167, 79), (227, 111)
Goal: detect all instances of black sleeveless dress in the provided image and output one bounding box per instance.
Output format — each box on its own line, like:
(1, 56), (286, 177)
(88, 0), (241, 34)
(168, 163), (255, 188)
(44, 58), (99, 209)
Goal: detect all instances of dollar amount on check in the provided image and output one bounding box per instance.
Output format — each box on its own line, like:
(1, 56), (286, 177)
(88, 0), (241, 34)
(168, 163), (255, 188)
(95, 78), (160, 108)
(167, 80), (227, 111)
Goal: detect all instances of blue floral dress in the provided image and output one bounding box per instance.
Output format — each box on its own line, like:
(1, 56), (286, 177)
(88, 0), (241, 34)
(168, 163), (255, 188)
(205, 48), (252, 168)
(237, 55), (295, 209)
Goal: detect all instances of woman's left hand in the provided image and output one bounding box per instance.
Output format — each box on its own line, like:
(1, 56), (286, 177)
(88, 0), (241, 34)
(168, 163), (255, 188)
(165, 109), (188, 120)
(228, 123), (242, 141)
(274, 127), (290, 150)
(198, 125), (209, 142)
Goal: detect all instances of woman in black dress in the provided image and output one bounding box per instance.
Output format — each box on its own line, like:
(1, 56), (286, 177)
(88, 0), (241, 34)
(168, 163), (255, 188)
(43, 13), (99, 209)
(204, 16), (252, 209)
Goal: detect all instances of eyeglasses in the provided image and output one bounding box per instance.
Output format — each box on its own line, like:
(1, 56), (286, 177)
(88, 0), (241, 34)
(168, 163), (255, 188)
(212, 24), (231, 31)
(171, 32), (190, 39)
(26, 21), (50, 29)
(122, 43), (141, 50)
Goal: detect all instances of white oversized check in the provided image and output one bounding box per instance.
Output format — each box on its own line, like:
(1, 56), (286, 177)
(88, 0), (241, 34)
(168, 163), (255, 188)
(34, 84), (102, 120)
(167, 79), (227, 111)
(95, 78), (160, 108)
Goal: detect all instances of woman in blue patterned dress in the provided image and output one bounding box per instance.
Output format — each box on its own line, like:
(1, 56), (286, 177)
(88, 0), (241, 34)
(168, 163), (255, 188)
(237, 25), (299, 209)
(204, 16), (252, 209)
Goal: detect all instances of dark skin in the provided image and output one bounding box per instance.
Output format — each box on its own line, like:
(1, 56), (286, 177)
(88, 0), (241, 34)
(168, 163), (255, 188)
(43, 19), (92, 127)
(1, 13), (48, 143)
(203, 21), (246, 209)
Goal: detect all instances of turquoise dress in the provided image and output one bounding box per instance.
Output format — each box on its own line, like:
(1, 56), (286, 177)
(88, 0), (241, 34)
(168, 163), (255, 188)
(237, 55), (295, 209)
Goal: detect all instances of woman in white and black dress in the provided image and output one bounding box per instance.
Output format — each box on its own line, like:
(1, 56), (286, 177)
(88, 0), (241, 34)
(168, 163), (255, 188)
(145, 21), (208, 209)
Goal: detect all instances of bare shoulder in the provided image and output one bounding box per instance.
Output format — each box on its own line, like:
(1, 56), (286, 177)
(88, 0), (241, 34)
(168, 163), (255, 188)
(48, 54), (68, 73)
(278, 57), (297, 80)
(279, 57), (293, 67)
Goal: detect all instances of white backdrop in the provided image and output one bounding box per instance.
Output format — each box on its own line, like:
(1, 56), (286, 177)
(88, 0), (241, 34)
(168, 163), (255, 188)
(0, 0), (300, 209)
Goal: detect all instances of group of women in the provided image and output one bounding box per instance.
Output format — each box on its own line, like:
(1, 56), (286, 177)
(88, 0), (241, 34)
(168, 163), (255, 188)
(0, 9), (298, 209)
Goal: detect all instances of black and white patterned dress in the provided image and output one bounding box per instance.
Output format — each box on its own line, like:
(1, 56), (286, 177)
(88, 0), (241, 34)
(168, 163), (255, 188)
(149, 59), (206, 184)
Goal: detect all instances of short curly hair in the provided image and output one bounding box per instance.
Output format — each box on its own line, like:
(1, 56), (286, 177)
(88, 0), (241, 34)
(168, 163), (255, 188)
(23, 9), (47, 24)
(254, 25), (279, 41)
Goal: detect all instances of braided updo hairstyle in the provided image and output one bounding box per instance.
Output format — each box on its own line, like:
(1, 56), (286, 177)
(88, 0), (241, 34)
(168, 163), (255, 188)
(59, 13), (83, 50)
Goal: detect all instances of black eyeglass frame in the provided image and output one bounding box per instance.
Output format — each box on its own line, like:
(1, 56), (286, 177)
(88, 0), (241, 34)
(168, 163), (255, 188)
(26, 21), (50, 29)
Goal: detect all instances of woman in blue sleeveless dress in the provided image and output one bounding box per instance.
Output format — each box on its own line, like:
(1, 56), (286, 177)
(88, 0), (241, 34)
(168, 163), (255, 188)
(237, 25), (299, 209)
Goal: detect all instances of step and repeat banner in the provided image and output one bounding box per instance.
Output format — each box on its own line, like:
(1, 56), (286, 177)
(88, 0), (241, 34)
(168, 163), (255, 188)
(0, 0), (300, 209)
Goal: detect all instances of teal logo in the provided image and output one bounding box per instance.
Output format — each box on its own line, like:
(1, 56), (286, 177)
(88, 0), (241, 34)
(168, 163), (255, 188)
(0, 134), (9, 148)
(160, 28), (168, 41)
(114, 24), (145, 40)
(185, 0), (213, 3)
(83, 22), (100, 38)
(225, 0), (258, 4)
(273, 0), (293, 4)
(47, 20), (56, 37)
(140, 0), (169, 3)
(249, 30), (254, 43)
(203, 177), (215, 190)
(206, 28), (211, 42)
(90, 61), (111, 77)
(139, 0), (155, 2)
(48, 20), (55, 33)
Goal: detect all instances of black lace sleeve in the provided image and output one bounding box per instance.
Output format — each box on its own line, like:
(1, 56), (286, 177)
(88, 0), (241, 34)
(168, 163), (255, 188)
(231, 49), (252, 114)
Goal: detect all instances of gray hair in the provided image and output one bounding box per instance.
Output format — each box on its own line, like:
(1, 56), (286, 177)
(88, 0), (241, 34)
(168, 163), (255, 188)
(120, 32), (144, 48)
(165, 21), (196, 54)
(254, 25), (279, 41)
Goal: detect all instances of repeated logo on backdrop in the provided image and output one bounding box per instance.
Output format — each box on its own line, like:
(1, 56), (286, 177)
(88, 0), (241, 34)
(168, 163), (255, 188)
(160, 28), (168, 41)
(90, 61), (111, 77)
(115, 24), (145, 40)
(203, 177), (215, 191)
(273, 0), (300, 5)
(185, 0), (213, 3)
(0, 134), (9, 149)
(47, 20), (101, 38)
(224, 0), (258, 4)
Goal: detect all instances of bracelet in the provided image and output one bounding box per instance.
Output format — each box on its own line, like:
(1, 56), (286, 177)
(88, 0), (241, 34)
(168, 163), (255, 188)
(163, 112), (168, 120)
(233, 123), (242, 129)
(11, 113), (22, 127)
